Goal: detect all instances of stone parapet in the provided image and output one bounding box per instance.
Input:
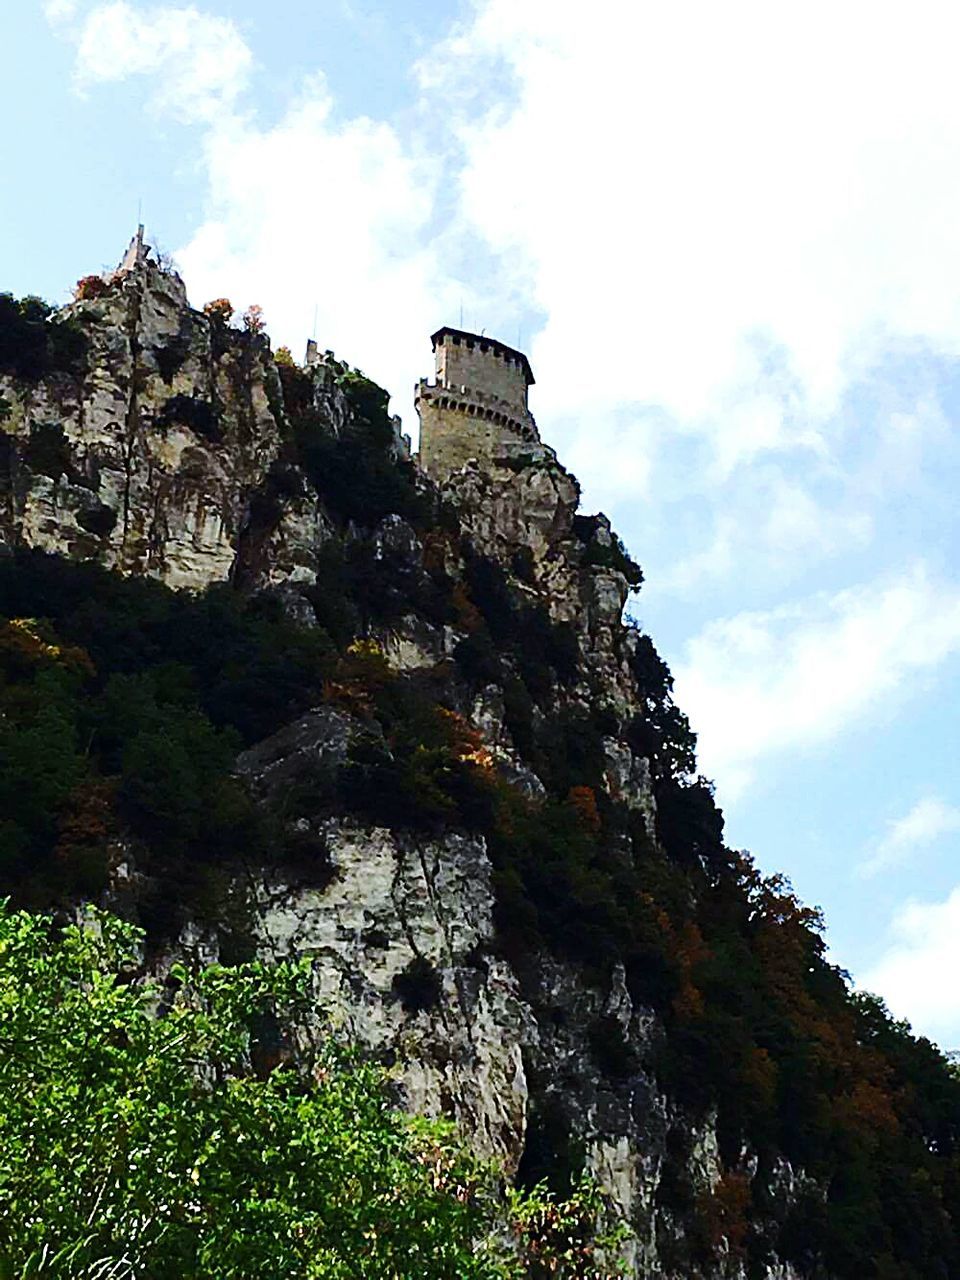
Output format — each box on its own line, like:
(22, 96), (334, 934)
(415, 379), (538, 443)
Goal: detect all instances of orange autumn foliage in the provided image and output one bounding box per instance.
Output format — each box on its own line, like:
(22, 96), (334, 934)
(699, 1170), (752, 1256)
(203, 298), (234, 324)
(740, 1045), (778, 1110)
(737, 857), (906, 1148)
(54, 780), (116, 886)
(322, 641), (391, 716)
(437, 707), (494, 770)
(74, 274), (110, 301)
(451, 582), (483, 634)
(566, 785), (601, 832)
(670, 919), (709, 1021)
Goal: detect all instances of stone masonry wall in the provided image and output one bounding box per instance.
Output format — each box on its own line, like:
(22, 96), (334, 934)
(417, 331), (539, 482)
(436, 333), (530, 408)
(416, 387), (535, 479)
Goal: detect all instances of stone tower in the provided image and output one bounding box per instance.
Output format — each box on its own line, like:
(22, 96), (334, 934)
(114, 224), (149, 278)
(415, 327), (539, 480)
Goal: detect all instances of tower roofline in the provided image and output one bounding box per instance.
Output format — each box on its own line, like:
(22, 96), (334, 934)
(115, 224), (148, 276)
(430, 326), (534, 386)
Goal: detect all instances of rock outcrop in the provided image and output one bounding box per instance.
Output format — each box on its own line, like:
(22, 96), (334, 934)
(0, 245), (281, 587)
(2, 250), (922, 1280)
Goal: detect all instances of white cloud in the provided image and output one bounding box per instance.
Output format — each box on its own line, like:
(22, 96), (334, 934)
(49, 0), (960, 483)
(557, 410), (658, 503)
(672, 565), (960, 796)
(47, 4), (462, 415)
(72, 3), (252, 124)
(174, 78), (455, 416)
(762, 478), (871, 558)
(431, 0), (960, 453)
(857, 796), (960, 879)
(859, 396), (951, 502)
(652, 466), (873, 599)
(657, 518), (736, 596)
(43, 0), (960, 560)
(44, 0), (79, 22)
(860, 887), (960, 1046)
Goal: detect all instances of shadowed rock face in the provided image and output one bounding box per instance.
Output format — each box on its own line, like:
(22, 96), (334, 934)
(0, 263), (811, 1279)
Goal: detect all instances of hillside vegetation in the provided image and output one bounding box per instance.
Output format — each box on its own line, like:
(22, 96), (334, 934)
(1, 280), (960, 1277)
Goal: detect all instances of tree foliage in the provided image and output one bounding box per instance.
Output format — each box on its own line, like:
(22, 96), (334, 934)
(0, 556), (338, 916)
(202, 298), (234, 325)
(0, 902), (623, 1279)
(278, 359), (426, 527)
(0, 294), (87, 381)
(74, 275), (111, 302)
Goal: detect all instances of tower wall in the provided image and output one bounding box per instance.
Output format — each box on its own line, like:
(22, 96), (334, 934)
(416, 329), (537, 482)
(437, 336), (529, 411)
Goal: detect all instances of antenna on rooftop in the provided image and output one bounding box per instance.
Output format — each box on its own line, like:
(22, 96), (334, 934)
(459, 299), (463, 328)
(312, 304), (318, 341)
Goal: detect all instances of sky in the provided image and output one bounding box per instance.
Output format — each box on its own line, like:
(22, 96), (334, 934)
(6, 0), (960, 1044)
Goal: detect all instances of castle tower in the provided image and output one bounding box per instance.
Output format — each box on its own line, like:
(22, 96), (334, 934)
(115, 224), (148, 276)
(415, 327), (539, 481)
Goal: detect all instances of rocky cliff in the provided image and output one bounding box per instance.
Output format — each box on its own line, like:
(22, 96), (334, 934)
(1, 247), (958, 1280)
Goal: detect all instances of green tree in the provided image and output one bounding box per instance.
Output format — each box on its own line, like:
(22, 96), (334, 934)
(0, 903), (622, 1279)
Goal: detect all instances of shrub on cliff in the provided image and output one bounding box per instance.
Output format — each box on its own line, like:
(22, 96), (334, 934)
(0, 902), (624, 1278)
(0, 552), (338, 916)
(202, 297), (234, 325)
(73, 274), (111, 301)
(283, 362), (426, 526)
(572, 517), (643, 588)
(456, 549), (580, 701)
(242, 302), (266, 334)
(0, 293), (87, 381)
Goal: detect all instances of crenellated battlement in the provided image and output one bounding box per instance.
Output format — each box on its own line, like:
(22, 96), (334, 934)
(415, 379), (539, 441)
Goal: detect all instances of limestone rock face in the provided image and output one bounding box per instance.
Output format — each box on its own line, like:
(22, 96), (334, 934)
(445, 446), (581, 581)
(217, 658), (774, 1278)
(253, 828), (531, 1170)
(1, 259), (282, 588)
(230, 707), (529, 1168)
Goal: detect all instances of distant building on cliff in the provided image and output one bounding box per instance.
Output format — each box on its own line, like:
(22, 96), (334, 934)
(415, 328), (540, 480)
